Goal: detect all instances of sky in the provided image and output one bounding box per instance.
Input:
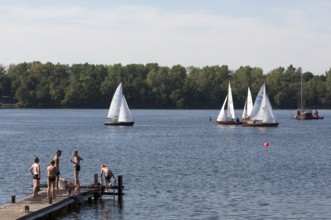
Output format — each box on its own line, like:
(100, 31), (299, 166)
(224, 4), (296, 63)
(0, 0), (330, 75)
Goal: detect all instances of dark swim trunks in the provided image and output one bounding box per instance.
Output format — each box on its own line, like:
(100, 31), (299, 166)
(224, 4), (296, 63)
(33, 174), (40, 180)
(48, 175), (56, 181)
(105, 172), (113, 182)
(74, 164), (81, 171)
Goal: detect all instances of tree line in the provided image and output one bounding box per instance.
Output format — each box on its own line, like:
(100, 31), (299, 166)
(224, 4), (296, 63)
(0, 62), (331, 109)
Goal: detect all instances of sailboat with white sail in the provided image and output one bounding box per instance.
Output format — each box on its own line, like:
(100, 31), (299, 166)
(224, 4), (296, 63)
(242, 84), (278, 127)
(104, 83), (134, 126)
(242, 87), (253, 121)
(216, 83), (241, 125)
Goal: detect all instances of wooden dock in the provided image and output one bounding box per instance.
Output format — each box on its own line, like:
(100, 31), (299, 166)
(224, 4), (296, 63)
(0, 175), (124, 220)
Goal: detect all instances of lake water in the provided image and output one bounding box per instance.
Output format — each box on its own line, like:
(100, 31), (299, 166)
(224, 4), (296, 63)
(1, 109), (331, 219)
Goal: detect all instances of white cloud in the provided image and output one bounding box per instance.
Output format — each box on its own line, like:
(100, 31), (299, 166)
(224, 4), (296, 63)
(0, 3), (330, 74)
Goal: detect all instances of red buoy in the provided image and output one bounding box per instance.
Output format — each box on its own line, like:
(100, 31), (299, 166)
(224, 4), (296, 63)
(263, 142), (269, 147)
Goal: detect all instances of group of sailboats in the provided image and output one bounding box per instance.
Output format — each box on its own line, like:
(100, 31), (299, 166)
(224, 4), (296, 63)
(104, 79), (323, 127)
(216, 83), (279, 127)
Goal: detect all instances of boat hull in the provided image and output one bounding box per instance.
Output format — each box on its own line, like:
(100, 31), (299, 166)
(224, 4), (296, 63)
(242, 121), (279, 127)
(293, 115), (324, 120)
(216, 121), (242, 125)
(294, 109), (324, 120)
(104, 121), (134, 126)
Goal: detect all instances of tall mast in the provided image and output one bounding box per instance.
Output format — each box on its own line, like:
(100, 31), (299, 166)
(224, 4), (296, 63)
(300, 72), (303, 109)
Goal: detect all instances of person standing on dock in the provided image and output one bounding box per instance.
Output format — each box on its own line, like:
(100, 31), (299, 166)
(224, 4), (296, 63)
(53, 150), (62, 190)
(29, 157), (40, 197)
(100, 165), (116, 191)
(47, 160), (58, 199)
(70, 150), (83, 191)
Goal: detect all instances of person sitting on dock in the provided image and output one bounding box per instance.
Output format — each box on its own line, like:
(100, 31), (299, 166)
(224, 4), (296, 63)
(53, 150), (62, 190)
(47, 160), (58, 199)
(100, 165), (116, 191)
(29, 157), (40, 197)
(70, 150), (83, 191)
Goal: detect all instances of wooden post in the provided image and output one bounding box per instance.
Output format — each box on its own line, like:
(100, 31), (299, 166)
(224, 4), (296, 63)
(11, 195), (15, 203)
(24, 205), (29, 213)
(48, 197), (52, 204)
(94, 174), (98, 185)
(118, 175), (123, 203)
(94, 192), (97, 201)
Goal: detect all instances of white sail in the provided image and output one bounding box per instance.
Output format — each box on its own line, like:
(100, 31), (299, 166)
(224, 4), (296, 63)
(249, 84), (264, 120)
(246, 87), (253, 116)
(217, 83), (237, 123)
(249, 84), (277, 123)
(118, 95), (134, 122)
(263, 94), (277, 123)
(107, 83), (123, 120)
(242, 101), (247, 119)
(242, 87), (253, 119)
(217, 95), (227, 122)
(227, 83), (236, 120)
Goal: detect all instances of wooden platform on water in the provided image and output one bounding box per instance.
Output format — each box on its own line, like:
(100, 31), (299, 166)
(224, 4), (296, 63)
(0, 175), (124, 220)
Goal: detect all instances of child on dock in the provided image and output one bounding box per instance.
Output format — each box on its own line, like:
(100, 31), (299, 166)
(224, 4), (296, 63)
(47, 160), (58, 199)
(70, 150), (83, 191)
(29, 157), (40, 197)
(100, 165), (116, 191)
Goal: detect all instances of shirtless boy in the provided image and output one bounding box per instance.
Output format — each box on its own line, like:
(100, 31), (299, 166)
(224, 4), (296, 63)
(100, 165), (116, 191)
(70, 150), (83, 190)
(47, 160), (58, 199)
(29, 157), (40, 197)
(53, 150), (62, 190)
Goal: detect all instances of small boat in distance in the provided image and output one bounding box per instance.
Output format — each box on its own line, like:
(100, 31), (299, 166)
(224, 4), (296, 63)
(242, 84), (279, 127)
(293, 73), (324, 120)
(294, 108), (324, 120)
(216, 83), (241, 125)
(104, 83), (134, 126)
(242, 87), (253, 121)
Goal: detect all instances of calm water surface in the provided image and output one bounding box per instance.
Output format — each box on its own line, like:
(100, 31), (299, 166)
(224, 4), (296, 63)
(1, 109), (331, 219)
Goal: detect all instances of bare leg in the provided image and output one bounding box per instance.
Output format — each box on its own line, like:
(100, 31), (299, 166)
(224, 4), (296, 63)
(74, 170), (80, 191)
(55, 175), (59, 190)
(32, 179), (37, 196)
(47, 179), (50, 198)
(37, 178), (40, 191)
(76, 170), (80, 189)
(74, 170), (77, 187)
(105, 180), (109, 191)
(51, 181), (55, 198)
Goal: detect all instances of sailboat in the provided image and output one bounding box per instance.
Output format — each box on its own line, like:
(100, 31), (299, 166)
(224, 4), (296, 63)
(216, 83), (241, 125)
(104, 83), (134, 126)
(294, 73), (324, 120)
(242, 84), (279, 127)
(242, 87), (253, 121)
